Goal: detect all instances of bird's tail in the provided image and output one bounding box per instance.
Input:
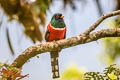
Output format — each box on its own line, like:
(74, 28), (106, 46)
(50, 51), (59, 78)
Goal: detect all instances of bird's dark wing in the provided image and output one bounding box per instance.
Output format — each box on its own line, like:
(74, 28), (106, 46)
(64, 29), (66, 39)
(45, 27), (50, 41)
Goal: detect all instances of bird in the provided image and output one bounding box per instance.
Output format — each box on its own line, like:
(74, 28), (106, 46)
(45, 13), (66, 78)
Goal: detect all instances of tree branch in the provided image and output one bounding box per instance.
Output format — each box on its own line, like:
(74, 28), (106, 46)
(11, 10), (120, 68)
(11, 28), (120, 68)
(82, 10), (120, 35)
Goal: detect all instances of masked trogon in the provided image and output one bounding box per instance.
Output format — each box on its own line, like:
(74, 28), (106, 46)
(45, 13), (66, 78)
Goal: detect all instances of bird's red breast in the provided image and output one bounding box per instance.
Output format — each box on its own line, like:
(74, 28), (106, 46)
(48, 24), (66, 41)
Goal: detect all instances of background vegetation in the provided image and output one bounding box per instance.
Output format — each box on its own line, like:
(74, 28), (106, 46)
(0, 0), (120, 80)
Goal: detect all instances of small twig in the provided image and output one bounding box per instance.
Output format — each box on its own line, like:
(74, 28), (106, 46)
(95, 0), (103, 16)
(82, 10), (120, 35)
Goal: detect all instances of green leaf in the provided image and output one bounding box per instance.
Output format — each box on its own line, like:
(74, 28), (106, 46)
(6, 27), (15, 55)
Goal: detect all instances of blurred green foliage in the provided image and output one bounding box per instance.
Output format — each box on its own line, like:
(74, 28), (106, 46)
(0, 0), (120, 79)
(60, 64), (120, 80)
(101, 17), (120, 63)
(60, 64), (85, 80)
(84, 64), (120, 80)
(100, 0), (120, 64)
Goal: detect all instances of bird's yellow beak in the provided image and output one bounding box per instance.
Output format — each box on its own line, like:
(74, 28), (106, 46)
(60, 15), (64, 18)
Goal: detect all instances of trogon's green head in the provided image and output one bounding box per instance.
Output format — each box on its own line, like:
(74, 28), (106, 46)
(51, 13), (66, 28)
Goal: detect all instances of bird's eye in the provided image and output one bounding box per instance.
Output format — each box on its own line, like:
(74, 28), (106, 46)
(55, 15), (59, 19)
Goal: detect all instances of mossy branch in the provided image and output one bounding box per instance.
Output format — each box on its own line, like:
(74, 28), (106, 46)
(11, 10), (120, 68)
